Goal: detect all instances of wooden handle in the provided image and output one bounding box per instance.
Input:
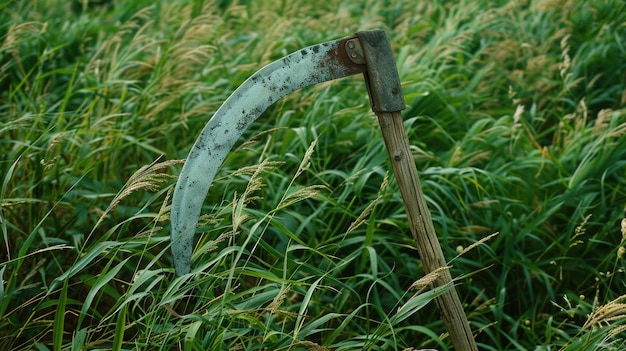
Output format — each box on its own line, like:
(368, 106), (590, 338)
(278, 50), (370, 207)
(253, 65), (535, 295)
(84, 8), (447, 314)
(377, 111), (478, 351)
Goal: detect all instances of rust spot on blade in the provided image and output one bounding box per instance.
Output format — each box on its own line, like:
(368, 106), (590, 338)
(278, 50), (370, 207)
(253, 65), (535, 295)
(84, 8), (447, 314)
(321, 35), (367, 77)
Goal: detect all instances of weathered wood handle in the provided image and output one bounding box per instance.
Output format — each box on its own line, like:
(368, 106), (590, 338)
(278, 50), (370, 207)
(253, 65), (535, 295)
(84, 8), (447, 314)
(376, 110), (478, 351)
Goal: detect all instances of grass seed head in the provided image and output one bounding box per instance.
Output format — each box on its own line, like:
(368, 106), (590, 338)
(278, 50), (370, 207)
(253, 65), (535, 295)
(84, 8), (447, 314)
(410, 266), (451, 293)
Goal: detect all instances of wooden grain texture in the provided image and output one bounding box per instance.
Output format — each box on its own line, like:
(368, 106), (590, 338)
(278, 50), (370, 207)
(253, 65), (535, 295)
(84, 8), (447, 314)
(377, 111), (478, 351)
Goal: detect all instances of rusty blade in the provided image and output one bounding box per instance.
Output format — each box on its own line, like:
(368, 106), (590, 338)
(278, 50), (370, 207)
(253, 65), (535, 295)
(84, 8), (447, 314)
(170, 35), (366, 276)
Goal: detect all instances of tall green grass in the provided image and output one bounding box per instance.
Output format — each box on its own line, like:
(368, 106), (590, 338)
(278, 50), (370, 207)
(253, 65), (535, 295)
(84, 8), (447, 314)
(1, 0), (625, 350)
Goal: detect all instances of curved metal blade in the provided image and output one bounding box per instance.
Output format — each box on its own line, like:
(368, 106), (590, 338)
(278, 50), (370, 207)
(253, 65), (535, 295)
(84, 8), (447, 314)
(171, 35), (365, 276)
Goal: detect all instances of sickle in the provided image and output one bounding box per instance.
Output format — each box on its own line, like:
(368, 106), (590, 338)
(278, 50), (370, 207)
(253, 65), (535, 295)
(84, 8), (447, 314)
(170, 30), (477, 350)
(170, 33), (370, 277)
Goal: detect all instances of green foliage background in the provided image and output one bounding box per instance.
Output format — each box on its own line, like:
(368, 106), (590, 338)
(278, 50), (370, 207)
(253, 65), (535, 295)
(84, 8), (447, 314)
(1, 0), (625, 349)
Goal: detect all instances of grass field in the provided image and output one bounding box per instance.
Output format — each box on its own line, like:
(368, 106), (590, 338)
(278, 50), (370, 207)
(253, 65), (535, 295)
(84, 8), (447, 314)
(1, 0), (626, 349)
